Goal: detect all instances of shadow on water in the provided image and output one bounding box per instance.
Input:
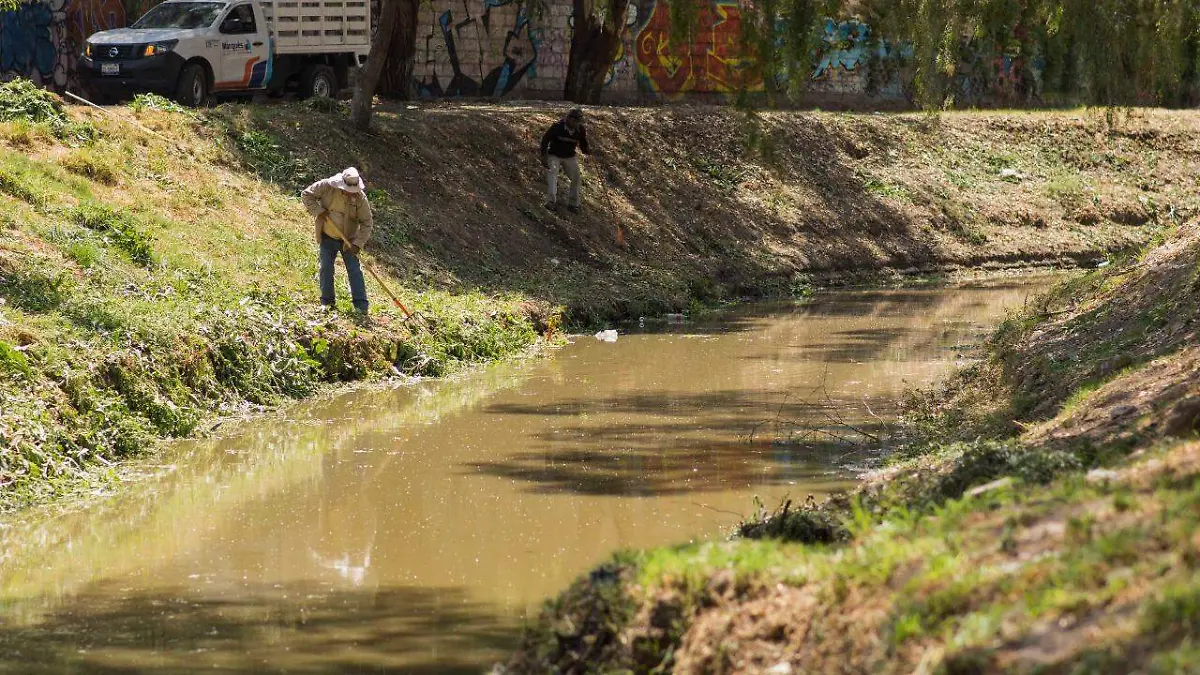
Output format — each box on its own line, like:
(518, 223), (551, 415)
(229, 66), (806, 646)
(0, 584), (517, 675)
(468, 437), (881, 497)
(472, 389), (889, 496)
(483, 389), (897, 419)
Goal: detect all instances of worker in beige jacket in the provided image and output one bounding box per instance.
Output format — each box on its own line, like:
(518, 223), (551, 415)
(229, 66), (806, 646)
(302, 167), (374, 313)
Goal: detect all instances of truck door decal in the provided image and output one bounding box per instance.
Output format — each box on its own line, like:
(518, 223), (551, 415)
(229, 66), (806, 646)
(215, 56), (265, 89)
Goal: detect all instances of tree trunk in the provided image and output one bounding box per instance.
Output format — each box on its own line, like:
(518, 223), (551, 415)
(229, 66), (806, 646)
(378, 0), (420, 98)
(351, 0), (400, 131)
(563, 0), (631, 104)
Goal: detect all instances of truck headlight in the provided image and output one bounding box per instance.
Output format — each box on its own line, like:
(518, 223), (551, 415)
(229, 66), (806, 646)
(84, 42), (92, 58)
(142, 40), (178, 57)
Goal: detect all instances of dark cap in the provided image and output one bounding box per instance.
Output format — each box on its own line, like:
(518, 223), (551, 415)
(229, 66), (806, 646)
(567, 107), (584, 120)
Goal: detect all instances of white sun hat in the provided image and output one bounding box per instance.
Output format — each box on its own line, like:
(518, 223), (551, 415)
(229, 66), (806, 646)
(332, 167), (365, 194)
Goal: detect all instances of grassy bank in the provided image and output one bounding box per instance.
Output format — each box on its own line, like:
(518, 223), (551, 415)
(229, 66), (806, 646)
(504, 220), (1200, 673)
(0, 83), (551, 511)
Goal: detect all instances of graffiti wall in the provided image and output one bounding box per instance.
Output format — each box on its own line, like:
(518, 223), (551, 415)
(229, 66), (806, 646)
(2, 0), (909, 103)
(632, 0), (757, 98)
(410, 0), (917, 103)
(1, 0), (125, 90)
(414, 0), (545, 97)
(408, 0), (1027, 103)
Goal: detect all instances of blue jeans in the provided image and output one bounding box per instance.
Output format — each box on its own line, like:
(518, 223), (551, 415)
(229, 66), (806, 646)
(319, 235), (368, 312)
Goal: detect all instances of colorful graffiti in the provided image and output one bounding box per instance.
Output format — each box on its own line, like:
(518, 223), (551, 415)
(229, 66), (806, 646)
(808, 17), (911, 97)
(414, 0), (539, 98)
(408, 0), (912, 101)
(634, 0), (756, 97)
(0, 0), (124, 90)
(812, 17), (873, 79)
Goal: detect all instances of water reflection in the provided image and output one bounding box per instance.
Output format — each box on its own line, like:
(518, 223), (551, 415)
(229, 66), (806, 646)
(0, 584), (516, 674)
(0, 277), (1056, 673)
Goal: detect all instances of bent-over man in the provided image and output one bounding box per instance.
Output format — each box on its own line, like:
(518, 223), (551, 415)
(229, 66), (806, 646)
(302, 167), (374, 314)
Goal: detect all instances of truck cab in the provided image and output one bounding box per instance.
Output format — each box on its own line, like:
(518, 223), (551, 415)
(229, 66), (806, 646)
(79, 0), (369, 106)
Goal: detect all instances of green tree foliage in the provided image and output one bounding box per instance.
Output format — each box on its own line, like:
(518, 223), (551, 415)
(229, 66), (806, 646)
(859, 0), (1200, 108)
(673, 0), (1200, 109)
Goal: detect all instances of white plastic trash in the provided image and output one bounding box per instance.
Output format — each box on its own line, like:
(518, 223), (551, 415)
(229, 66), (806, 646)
(594, 329), (619, 342)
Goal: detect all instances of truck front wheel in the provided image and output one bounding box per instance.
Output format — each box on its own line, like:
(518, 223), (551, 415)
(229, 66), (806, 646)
(175, 64), (209, 107)
(299, 65), (336, 100)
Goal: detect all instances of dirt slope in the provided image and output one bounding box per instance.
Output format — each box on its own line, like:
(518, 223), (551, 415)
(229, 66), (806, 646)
(231, 103), (1200, 321)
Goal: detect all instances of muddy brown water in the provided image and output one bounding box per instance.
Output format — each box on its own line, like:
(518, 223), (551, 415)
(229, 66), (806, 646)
(0, 278), (1054, 673)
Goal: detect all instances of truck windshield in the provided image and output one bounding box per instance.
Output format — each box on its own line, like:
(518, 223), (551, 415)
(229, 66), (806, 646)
(131, 2), (224, 29)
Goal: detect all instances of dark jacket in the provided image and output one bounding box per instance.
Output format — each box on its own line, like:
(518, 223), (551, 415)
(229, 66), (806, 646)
(540, 120), (589, 158)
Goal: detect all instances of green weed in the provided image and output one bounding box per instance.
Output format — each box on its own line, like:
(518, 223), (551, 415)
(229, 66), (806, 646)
(694, 158), (750, 191)
(0, 166), (46, 206)
(863, 175), (913, 202)
(235, 129), (313, 187)
(68, 202), (155, 266)
(0, 79), (66, 126)
(1143, 575), (1200, 638)
(1060, 383), (1102, 417)
(65, 240), (102, 268)
(1045, 172), (1090, 210)
(1148, 643), (1200, 674)
(128, 93), (187, 114)
(60, 145), (121, 184)
(0, 340), (32, 377)
(789, 274), (813, 299)
(0, 79), (97, 143)
(301, 96), (345, 114)
(0, 263), (69, 312)
(738, 504), (849, 543)
(0, 119), (52, 147)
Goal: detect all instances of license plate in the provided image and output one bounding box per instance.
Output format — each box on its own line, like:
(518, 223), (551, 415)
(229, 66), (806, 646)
(101, 63), (119, 75)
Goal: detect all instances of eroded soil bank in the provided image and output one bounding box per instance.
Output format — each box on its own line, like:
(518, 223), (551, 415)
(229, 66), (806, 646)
(504, 221), (1200, 673)
(248, 104), (1200, 321)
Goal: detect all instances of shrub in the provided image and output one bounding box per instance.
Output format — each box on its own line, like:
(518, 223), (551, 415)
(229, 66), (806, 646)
(738, 505), (850, 543)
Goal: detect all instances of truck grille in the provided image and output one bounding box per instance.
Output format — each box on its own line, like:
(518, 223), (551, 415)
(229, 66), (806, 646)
(95, 45), (139, 61)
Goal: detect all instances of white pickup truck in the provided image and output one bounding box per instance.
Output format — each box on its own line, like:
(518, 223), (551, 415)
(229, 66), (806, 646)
(78, 0), (370, 105)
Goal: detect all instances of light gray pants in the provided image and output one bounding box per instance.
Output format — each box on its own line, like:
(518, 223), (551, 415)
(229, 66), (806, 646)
(547, 155), (581, 207)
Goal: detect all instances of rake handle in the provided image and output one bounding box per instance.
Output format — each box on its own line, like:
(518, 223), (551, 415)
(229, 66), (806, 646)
(323, 214), (416, 320)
